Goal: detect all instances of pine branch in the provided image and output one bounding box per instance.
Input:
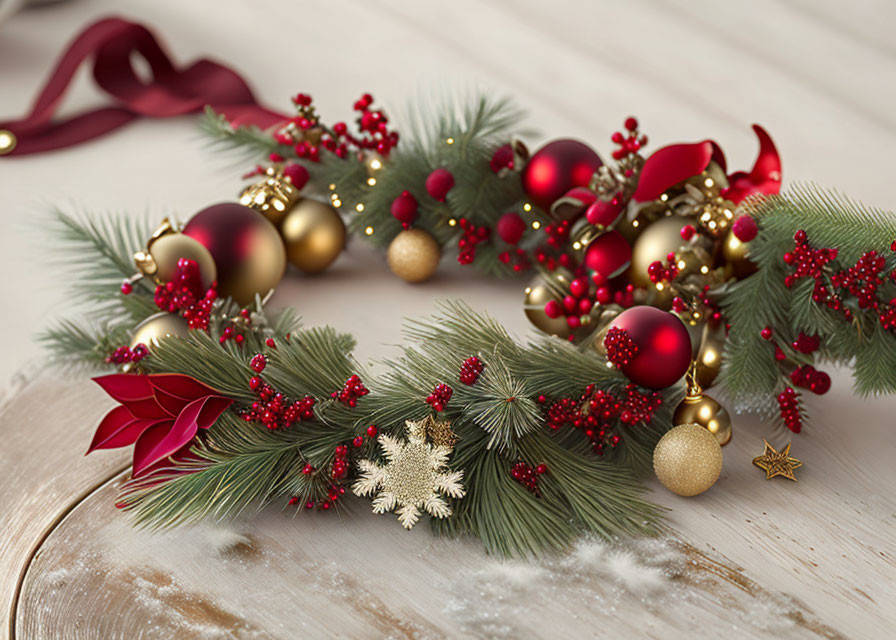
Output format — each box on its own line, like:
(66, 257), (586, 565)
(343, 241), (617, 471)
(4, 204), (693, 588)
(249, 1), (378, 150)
(198, 107), (284, 160)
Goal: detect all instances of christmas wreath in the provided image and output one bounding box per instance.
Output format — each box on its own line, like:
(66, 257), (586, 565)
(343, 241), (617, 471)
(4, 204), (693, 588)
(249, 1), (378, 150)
(9, 20), (896, 558)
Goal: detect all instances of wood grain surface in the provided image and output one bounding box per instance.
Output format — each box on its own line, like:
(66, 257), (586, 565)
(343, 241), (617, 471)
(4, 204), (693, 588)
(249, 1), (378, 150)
(2, 0), (896, 638)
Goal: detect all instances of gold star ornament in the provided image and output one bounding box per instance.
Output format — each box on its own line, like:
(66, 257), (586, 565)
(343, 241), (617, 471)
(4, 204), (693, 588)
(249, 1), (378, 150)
(752, 439), (802, 481)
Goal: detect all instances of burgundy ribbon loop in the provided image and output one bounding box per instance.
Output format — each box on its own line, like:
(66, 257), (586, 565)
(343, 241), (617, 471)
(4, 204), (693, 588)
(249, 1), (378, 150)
(0, 16), (288, 156)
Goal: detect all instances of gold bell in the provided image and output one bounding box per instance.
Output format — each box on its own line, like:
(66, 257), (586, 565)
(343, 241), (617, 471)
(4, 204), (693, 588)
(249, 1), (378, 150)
(239, 165), (301, 226)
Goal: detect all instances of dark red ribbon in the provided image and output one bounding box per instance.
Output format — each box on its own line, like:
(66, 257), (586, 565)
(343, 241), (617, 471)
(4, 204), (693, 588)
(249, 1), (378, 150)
(0, 16), (288, 156)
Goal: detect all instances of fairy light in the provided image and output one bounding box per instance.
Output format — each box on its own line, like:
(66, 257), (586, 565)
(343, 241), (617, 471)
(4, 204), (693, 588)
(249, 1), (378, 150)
(356, 203), (365, 212)
(524, 286), (532, 295)
(367, 178), (377, 186)
(572, 241), (582, 250)
(329, 183), (336, 190)
(532, 221), (541, 230)
(677, 259), (686, 270)
(448, 218), (457, 227)
(656, 282), (665, 291)
(364, 226), (374, 236)
(446, 137), (455, 145)
(632, 220), (640, 227)
(523, 203), (532, 212)
(704, 178), (714, 188)
(369, 158), (382, 170)
(333, 198), (342, 208)
(660, 193), (669, 202)
(700, 265), (710, 274)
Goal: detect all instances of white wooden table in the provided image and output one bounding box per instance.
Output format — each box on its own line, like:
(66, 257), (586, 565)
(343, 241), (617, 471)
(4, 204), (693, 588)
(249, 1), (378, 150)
(2, 1), (895, 638)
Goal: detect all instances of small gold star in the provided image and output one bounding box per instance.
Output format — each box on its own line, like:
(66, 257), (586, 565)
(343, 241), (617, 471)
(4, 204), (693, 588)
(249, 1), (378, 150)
(752, 439), (802, 481)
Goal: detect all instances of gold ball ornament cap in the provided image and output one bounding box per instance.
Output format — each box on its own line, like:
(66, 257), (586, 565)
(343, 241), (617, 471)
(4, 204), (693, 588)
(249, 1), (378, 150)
(130, 312), (190, 351)
(387, 228), (441, 283)
(280, 198), (346, 274)
(653, 423), (723, 496)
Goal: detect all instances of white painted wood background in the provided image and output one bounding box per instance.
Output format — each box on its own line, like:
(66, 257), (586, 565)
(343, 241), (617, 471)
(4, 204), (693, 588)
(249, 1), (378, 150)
(1, 1), (895, 638)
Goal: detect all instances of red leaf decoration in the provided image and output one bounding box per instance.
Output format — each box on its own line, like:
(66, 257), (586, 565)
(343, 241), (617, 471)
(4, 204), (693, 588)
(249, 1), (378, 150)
(93, 374), (153, 402)
(150, 373), (221, 399)
(87, 406), (161, 453)
(723, 124), (781, 203)
(633, 141), (718, 202)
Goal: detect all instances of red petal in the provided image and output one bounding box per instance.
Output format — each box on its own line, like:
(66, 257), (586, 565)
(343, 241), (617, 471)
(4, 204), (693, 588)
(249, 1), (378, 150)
(87, 406), (159, 453)
(196, 396), (233, 430)
(724, 125), (781, 204)
(131, 396), (210, 477)
(123, 396), (173, 420)
(633, 141), (716, 202)
(153, 387), (190, 417)
(149, 374), (221, 400)
(93, 374), (153, 402)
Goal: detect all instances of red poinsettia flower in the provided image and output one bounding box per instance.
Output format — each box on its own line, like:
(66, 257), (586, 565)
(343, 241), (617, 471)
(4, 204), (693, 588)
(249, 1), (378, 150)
(88, 374), (233, 478)
(633, 125), (780, 204)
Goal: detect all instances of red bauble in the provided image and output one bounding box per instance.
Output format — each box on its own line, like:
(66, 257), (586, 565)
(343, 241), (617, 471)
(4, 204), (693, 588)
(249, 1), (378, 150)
(183, 202), (286, 305)
(608, 306), (692, 389)
(497, 212), (526, 245)
(583, 230), (631, 279)
(585, 199), (624, 228)
(425, 168), (455, 202)
(391, 190), (419, 225)
(732, 214), (758, 242)
(521, 139), (602, 211)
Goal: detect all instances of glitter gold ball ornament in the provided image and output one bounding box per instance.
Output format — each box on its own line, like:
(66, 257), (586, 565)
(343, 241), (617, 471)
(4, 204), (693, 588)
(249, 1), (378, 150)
(239, 166), (301, 226)
(129, 312), (190, 351)
(134, 225), (218, 290)
(524, 273), (573, 339)
(386, 228), (441, 283)
(673, 364), (732, 445)
(653, 423), (723, 496)
(183, 203), (286, 305)
(629, 215), (697, 288)
(280, 198), (346, 274)
(721, 227), (758, 279)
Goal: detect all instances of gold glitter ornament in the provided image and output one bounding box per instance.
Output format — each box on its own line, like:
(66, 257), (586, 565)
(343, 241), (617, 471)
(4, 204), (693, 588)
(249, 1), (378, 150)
(386, 228), (441, 283)
(353, 420), (465, 530)
(653, 423), (723, 496)
(752, 439), (802, 481)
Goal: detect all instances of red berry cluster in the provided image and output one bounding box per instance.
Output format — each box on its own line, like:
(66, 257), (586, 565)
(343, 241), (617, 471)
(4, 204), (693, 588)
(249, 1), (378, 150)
(647, 252), (680, 285)
(497, 247), (531, 272)
(457, 218), (491, 265)
(777, 386), (802, 433)
(783, 230), (838, 287)
(541, 384), (661, 454)
(511, 461), (547, 496)
(106, 344), (148, 365)
(243, 377), (316, 430)
(459, 356), (484, 385)
(791, 332), (820, 354)
(331, 444), (350, 481)
(425, 383), (453, 411)
(610, 116), (646, 161)
(218, 308), (252, 346)
(250, 353), (266, 373)
(331, 375), (369, 408)
(152, 258), (218, 330)
(543, 276), (597, 331)
(790, 365), (831, 395)
(490, 144), (515, 174)
(603, 327), (638, 367)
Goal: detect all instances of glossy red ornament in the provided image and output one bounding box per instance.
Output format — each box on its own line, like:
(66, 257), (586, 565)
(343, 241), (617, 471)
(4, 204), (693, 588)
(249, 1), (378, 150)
(583, 230), (631, 279)
(390, 190), (419, 225)
(425, 168), (455, 202)
(182, 202), (285, 305)
(608, 306), (692, 389)
(521, 139), (602, 211)
(497, 211), (526, 245)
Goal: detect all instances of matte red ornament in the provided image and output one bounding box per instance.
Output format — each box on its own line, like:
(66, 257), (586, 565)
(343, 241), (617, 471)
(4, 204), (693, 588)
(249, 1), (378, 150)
(425, 168), (455, 202)
(585, 199), (624, 228)
(497, 212), (526, 245)
(732, 214), (758, 242)
(608, 306), (692, 389)
(283, 163), (310, 189)
(521, 139), (602, 211)
(490, 144), (515, 173)
(390, 190), (419, 225)
(89, 374), (233, 478)
(583, 230), (631, 279)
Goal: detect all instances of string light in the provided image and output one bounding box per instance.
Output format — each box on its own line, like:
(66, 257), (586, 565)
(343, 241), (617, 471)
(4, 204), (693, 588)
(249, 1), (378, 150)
(700, 265), (710, 274)
(446, 137), (455, 145)
(329, 183), (336, 190)
(659, 193), (669, 202)
(704, 178), (714, 188)
(448, 218), (457, 227)
(356, 203), (365, 212)
(632, 220), (640, 227)
(532, 221), (541, 230)
(364, 226), (374, 236)
(369, 158), (382, 170)
(523, 203), (532, 212)
(333, 198), (342, 208)
(572, 241), (582, 250)
(367, 178), (377, 186)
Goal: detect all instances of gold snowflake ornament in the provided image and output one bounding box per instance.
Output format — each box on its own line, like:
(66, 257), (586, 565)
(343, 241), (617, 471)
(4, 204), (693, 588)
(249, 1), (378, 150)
(353, 419), (465, 530)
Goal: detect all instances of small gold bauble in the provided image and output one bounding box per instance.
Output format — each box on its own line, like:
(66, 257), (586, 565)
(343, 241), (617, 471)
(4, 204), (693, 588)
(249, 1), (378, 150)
(239, 166), (301, 226)
(653, 423), (723, 496)
(130, 312), (190, 351)
(721, 228), (758, 279)
(0, 129), (17, 155)
(523, 272), (573, 339)
(137, 232), (218, 289)
(629, 215), (697, 288)
(673, 392), (732, 446)
(280, 199), (346, 274)
(386, 229), (441, 283)
(694, 320), (726, 389)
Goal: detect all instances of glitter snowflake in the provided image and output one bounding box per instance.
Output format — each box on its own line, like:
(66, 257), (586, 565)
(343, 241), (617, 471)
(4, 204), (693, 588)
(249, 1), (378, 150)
(352, 419), (465, 530)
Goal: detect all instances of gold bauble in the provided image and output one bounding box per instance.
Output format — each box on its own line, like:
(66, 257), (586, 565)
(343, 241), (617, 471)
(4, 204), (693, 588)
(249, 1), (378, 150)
(524, 273), (573, 339)
(629, 215), (697, 288)
(239, 166), (301, 226)
(135, 233), (218, 289)
(386, 229), (441, 283)
(280, 199), (346, 274)
(721, 228), (758, 279)
(130, 312), (190, 351)
(590, 304), (624, 356)
(694, 320), (726, 389)
(653, 423), (723, 496)
(673, 393), (732, 446)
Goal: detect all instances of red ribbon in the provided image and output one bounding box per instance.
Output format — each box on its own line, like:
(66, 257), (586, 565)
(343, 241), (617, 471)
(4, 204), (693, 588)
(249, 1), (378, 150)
(0, 16), (288, 156)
